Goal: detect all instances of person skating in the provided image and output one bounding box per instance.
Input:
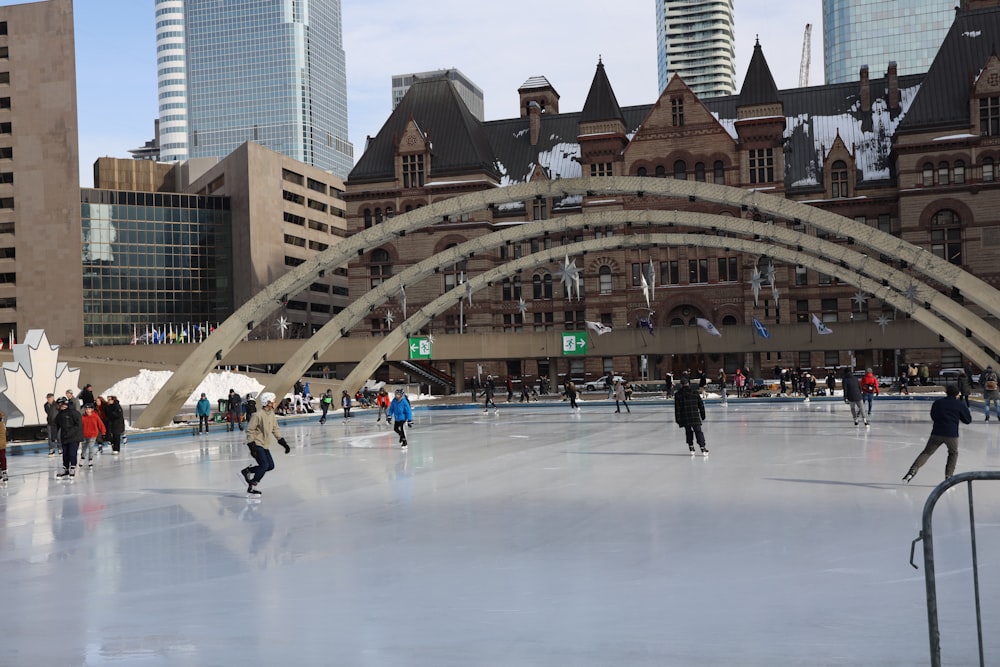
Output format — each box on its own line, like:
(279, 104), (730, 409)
(239, 392), (289, 495)
(980, 365), (1000, 421)
(387, 389), (413, 448)
(43, 392), (60, 456)
(0, 411), (7, 483)
(565, 379), (579, 410)
(842, 368), (868, 426)
(613, 378), (630, 413)
(374, 388), (390, 422)
(483, 375), (498, 412)
(341, 390), (353, 420)
(956, 369), (973, 408)
(196, 393), (212, 434)
(319, 389), (333, 424)
(104, 395), (126, 453)
(674, 376), (708, 456)
(79, 403), (106, 468)
(861, 368), (879, 414)
(902, 385), (972, 483)
(53, 397), (83, 478)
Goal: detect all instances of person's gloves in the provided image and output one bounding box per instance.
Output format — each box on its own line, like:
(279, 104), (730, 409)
(278, 437), (290, 453)
(408, 421), (414, 428)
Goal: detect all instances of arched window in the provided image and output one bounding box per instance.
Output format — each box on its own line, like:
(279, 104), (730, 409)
(532, 273), (553, 299)
(673, 160), (687, 180)
(694, 162), (706, 182)
(670, 318), (685, 327)
(442, 243), (467, 291)
(938, 161), (950, 186)
(363, 209), (372, 228)
(922, 162), (934, 186)
(502, 276), (521, 301)
(370, 249), (392, 289)
(984, 158), (996, 182)
(599, 265), (613, 295)
(713, 161), (725, 185)
(655, 165), (666, 178)
(722, 315), (738, 326)
(930, 209), (962, 265)
(954, 159), (965, 184)
(831, 160), (849, 198)
(636, 166), (647, 177)
(375, 207), (384, 224)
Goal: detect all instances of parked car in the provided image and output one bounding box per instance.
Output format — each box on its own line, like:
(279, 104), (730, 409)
(584, 375), (624, 391)
(940, 368), (981, 384)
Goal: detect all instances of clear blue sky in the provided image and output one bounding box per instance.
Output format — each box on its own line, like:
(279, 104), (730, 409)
(52, 0), (821, 186)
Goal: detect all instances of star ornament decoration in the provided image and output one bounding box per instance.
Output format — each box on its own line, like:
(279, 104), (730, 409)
(852, 290), (868, 311)
(384, 310), (395, 328)
(876, 314), (892, 332)
(765, 262), (776, 286)
(750, 266), (763, 305)
(902, 282), (919, 307)
(275, 316), (289, 339)
(555, 254), (582, 300)
(517, 297), (528, 317)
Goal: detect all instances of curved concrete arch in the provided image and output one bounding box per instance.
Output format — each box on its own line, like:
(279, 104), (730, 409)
(139, 176), (1000, 427)
(260, 208), (1000, 402)
(339, 233), (992, 395)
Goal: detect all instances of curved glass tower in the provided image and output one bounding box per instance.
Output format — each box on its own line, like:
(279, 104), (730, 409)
(823, 0), (954, 84)
(155, 0), (353, 178)
(655, 0), (736, 98)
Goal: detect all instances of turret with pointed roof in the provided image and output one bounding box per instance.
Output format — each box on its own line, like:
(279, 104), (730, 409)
(734, 39), (786, 190)
(577, 59), (628, 176)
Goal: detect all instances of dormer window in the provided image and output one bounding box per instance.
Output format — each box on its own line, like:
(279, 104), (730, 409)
(402, 154), (424, 188)
(749, 149), (774, 184)
(831, 160), (849, 198)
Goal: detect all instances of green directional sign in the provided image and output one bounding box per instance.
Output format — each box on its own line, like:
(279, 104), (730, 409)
(562, 332), (587, 356)
(408, 336), (432, 360)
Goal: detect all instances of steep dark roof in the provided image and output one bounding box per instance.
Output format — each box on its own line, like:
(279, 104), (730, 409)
(738, 39), (780, 106)
(349, 76), (499, 184)
(897, 6), (1000, 131)
(580, 60), (625, 124)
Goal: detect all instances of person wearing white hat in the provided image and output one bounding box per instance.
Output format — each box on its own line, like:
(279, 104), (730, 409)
(240, 392), (289, 495)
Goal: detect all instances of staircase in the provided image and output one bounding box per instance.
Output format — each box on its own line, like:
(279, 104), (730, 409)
(390, 360), (455, 394)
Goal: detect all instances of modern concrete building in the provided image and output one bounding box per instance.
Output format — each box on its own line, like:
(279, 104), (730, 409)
(92, 143), (349, 344)
(392, 69), (485, 121)
(823, 0), (953, 84)
(655, 0), (736, 97)
(0, 0), (81, 347)
(153, 0), (353, 178)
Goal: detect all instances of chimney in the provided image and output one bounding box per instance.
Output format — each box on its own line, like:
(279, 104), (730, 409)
(528, 101), (541, 147)
(887, 61), (899, 111)
(860, 65), (871, 113)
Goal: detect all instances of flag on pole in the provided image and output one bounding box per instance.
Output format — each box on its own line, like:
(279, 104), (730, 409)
(638, 317), (654, 335)
(585, 320), (612, 336)
(696, 318), (722, 336)
(811, 314), (834, 335)
(751, 317), (771, 339)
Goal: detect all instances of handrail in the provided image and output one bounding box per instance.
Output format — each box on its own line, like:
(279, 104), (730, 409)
(909, 471), (1000, 667)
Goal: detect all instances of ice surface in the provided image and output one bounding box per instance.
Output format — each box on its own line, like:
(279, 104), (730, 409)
(1, 395), (999, 666)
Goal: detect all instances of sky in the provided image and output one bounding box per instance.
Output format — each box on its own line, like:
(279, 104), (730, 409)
(36, 0), (823, 187)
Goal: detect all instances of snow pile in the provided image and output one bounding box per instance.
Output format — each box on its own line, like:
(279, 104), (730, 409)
(101, 369), (264, 407)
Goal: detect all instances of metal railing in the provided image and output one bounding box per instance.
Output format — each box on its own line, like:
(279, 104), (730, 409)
(909, 471), (1000, 667)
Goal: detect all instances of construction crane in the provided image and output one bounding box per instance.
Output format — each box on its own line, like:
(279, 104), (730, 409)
(799, 23), (812, 87)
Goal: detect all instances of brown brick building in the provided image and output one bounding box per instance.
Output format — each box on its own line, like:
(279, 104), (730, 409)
(343, 4), (1000, 385)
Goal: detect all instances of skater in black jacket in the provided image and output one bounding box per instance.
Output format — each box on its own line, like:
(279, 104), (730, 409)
(903, 385), (972, 483)
(53, 397), (83, 477)
(674, 377), (708, 456)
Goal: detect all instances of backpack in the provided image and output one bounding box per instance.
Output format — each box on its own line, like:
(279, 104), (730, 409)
(985, 372), (999, 392)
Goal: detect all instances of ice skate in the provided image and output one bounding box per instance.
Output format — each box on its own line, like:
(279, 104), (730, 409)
(240, 467), (252, 485)
(1, 470), (7, 482)
(701, 449), (709, 457)
(689, 447), (696, 456)
(56, 469), (71, 478)
(48, 449), (56, 457)
(247, 484), (261, 496)
(902, 471), (915, 483)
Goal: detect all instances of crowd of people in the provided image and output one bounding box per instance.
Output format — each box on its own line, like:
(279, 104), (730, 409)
(40, 384), (127, 479)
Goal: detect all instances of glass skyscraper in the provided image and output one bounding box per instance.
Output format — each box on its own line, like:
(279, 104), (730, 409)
(655, 0), (736, 98)
(823, 0), (954, 84)
(154, 0), (353, 178)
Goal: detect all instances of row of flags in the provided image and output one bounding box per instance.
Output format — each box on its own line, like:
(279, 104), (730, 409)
(130, 323), (218, 345)
(585, 316), (836, 339)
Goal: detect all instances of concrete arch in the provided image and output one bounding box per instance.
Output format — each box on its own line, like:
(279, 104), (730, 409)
(338, 233), (991, 396)
(137, 176), (1000, 427)
(258, 207), (999, 401)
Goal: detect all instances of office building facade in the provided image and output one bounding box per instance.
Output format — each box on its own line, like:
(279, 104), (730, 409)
(655, 0), (736, 97)
(0, 0), (82, 347)
(823, 0), (954, 84)
(154, 0), (353, 178)
(392, 69), (485, 121)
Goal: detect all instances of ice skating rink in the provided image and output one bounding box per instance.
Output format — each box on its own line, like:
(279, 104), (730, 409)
(2, 396), (1000, 666)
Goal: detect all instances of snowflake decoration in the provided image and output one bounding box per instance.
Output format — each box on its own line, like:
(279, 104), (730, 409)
(385, 310), (394, 328)
(765, 262), (776, 286)
(876, 314), (892, 332)
(426, 334), (435, 345)
(517, 297), (528, 317)
(902, 283), (919, 308)
(852, 291), (868, 311)
(0, 329), (80, 427)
